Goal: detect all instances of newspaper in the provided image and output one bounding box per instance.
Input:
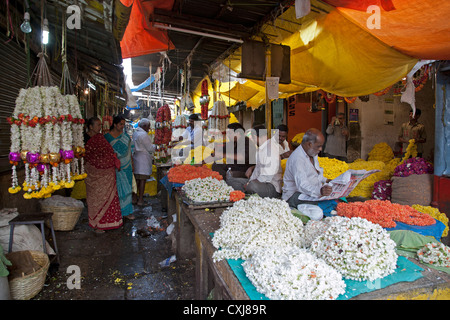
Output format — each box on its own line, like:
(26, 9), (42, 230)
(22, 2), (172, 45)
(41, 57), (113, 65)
(320, 169), (380, 200)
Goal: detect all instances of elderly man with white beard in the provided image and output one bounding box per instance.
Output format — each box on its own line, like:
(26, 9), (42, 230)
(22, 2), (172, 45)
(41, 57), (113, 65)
(282, 128), (332, 220)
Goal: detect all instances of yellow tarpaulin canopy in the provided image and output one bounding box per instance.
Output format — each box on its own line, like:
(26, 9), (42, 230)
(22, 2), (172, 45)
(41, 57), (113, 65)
(192, 1), (419, 111)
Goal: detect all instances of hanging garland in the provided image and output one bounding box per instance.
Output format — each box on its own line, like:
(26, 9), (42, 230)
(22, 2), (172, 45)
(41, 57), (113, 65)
(200, 79), (210, 120)
(344, 96), (357, 103)
(7, 86), (86, 198)
(323, 92), (336, 104)
(373, 85), (393, 96)
(154, 104), (172, 163)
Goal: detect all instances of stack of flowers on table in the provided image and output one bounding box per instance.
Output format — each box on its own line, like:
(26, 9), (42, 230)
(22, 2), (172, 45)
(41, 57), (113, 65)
(412, 205), (449, 237)
(393, 157), (433, 177)
(310, 216), (398, 281)
(318, 157), (349, 180)
(242, 245), (346, 300)
(367, 142), (394, 164)
(212, 196), (306, 262)
(181, 176), (233, 203)
(347, 160), (388, 198)
(7, 86), (86, 199)
(417, 242), (450, 268)
(336, 200), (436, 229)
(167, 164), (223, 184)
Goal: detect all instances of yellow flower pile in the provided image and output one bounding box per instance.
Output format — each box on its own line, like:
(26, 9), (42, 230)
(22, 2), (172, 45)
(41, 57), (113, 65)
(347, 160), (388, 198)
(292, 132), (305, 145)
(368, 142), (394, 164)
(412, 204), (449, 237)
(318, 157), (349, 180)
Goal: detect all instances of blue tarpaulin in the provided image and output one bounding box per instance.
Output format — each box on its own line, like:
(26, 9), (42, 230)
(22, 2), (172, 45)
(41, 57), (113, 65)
(226, 256), (424, 300)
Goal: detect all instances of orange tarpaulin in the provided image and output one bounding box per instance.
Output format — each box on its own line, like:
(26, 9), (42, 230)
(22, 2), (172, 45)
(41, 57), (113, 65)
(120, 0), (175, 59)
(326, 0), (450, 60)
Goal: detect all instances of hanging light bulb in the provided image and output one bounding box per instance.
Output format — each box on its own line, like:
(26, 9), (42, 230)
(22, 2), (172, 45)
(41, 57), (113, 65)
(42, 18), (49, 45)
(20, 12), (32, 34)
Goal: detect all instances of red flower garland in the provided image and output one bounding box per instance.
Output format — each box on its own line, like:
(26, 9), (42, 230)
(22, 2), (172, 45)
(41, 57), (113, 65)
(155, 104), (172, 145)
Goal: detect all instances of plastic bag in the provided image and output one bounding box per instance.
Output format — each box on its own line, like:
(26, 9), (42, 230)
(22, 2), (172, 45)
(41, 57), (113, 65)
(297, 204), (323, 221)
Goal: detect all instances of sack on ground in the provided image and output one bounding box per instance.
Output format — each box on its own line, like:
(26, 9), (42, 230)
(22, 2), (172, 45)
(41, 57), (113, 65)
(391, 174), (433, 206)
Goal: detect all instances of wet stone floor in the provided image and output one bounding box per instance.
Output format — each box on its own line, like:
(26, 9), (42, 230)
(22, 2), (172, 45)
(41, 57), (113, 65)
(34, 196), (195, 300)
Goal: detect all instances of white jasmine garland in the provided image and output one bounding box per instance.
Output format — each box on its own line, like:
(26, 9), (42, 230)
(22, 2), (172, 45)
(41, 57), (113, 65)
(212, 196), (305, 261)
(182, 177), (233, 203)
(417, 242), (450, 267)
(243, 246), (346, 300)
(310, 216), (398, 281)
(304, 218), (332, 248)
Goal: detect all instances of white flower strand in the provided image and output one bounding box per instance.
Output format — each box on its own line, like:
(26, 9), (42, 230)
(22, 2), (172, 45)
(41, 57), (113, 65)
(310, 216), (398, 281)
(212, 196), (305, 262)
(243, 246), (346, 300)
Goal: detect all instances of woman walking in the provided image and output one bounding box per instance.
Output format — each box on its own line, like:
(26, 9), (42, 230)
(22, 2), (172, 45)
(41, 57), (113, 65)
(84, 117), (123, 233)
(105, 115), (135, 219)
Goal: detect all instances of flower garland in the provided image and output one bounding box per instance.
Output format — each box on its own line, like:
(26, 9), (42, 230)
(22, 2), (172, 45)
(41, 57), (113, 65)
(212, 196), (305, 261)
(336, 200), (436, 228)
(412, 204), (449, 237)
(417, 242), (450, 267)
(182, 177), (233, 203)
(208, 100), (229, 135)
(372, 179), (392, 201)
(242, 246), (346, 300)
(400, 139), (418, 164)
(304, 219), (332, 248)
(7, 86), (85, 199)
(310, 216), (398, 281)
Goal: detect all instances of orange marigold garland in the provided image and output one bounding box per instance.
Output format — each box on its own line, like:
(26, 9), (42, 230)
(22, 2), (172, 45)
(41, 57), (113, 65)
(336, 200), (435, 228)
(229, 190), (245, 202)
(167, 164), (222, 184)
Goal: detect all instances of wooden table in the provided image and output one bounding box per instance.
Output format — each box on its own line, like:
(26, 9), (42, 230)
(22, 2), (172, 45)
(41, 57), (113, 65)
(174, 191), (249, 299)
(172, 190), (450, 300)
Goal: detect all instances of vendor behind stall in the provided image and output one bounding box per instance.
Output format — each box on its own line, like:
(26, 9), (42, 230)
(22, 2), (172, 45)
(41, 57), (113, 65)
(282, 128), (332, 219)
(244, 125), (283, 198)
(212, 123), (256, 190)
(272, 124), (292, 159)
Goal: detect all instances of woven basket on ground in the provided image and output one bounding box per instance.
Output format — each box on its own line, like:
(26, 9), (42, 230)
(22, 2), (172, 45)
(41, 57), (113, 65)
(41, 205), (83, 231)
(7, 250), (49, 300)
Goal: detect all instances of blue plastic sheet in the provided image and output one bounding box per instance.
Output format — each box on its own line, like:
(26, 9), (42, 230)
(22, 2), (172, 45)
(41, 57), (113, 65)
(386, 219), (446, 241)
(159, 175), (184, 197)
(227, 256), (424, 300)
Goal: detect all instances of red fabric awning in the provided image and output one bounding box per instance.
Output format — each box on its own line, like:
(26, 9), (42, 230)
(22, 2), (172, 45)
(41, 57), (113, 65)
(120, 0), (175, 59)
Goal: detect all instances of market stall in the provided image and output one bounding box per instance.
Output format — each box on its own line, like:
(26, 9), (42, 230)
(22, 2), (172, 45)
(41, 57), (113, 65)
(158, 136), (450, 300)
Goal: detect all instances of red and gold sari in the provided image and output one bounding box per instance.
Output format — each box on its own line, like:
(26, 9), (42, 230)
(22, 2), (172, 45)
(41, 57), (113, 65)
(85, 133), (123, 230)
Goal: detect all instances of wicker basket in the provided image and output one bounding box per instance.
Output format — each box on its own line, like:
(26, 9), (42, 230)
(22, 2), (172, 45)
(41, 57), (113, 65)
(8, 251), (49, 300)
(41, 205), (83, 231)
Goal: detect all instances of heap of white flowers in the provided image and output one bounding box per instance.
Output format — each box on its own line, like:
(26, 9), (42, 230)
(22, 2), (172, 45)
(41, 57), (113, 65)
(182, 177), (233, 203)
(310, 216), (398, 281)
(242, 246), (346, 300)
(304, 218), (332, 248)
(417, 242), (450, 267)
(212, 196), (305, 261)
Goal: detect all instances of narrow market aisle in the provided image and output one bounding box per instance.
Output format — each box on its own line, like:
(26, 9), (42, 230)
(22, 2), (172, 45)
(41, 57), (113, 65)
(34, 196), (195, 300)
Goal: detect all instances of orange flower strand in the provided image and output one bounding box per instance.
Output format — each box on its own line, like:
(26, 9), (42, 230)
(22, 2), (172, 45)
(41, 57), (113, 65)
(229, 190), (245, 202)
(337, 200), (435, 228)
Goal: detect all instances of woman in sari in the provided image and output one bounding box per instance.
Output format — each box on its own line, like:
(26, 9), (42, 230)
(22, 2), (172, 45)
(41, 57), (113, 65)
(84, 117), (123, 233)
(105, 115), (135, 219)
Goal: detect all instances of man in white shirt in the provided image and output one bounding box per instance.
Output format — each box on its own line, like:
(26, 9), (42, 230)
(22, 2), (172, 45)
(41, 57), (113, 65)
(282, 128), (332, 208)
(272, 124), (292, 159)
(244, 125), (283, 198)
(132, 118), (155, 206)
(179, 113), (204, 147)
